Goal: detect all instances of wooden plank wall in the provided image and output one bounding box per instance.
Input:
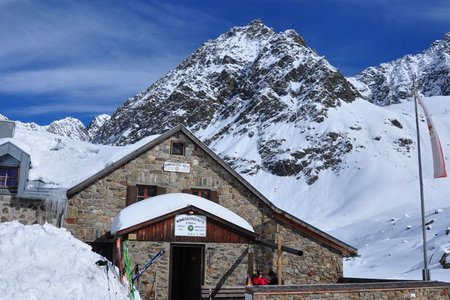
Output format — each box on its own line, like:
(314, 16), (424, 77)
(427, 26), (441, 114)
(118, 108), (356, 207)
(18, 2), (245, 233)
(130, 217), (253, 244)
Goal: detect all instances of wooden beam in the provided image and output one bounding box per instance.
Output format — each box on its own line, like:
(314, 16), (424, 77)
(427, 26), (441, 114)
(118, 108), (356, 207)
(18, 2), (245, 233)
(248, 247), (254, 279)
(116, 238), (123, 284)
(277, 234), (282, 285)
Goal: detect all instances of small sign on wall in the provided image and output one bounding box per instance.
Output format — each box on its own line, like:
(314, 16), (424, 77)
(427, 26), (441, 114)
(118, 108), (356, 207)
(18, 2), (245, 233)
(175, 214), (206, 237)
(164, 161), (190, 173)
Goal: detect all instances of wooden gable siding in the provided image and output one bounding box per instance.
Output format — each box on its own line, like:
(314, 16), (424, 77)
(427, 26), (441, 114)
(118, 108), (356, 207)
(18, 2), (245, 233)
(127, 216), (253, 244)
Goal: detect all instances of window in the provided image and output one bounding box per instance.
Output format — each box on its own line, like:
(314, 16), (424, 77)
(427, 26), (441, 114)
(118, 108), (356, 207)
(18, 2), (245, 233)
(184, 189), (218, 202)
(137, 185), (157, 201)
(126, 185), (166, 206)
(191, 189), (210, 199)
(0, 167), (18, 190)
(171, 142), (185, 156)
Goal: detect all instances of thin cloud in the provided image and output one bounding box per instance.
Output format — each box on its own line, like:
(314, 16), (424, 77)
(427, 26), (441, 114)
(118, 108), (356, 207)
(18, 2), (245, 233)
(0, 0), (226, 87)
(0, 59), (178, 98)
(0, 0), (229, 121)
(6, 103), (118, 117)
(380, 0), (450, 25)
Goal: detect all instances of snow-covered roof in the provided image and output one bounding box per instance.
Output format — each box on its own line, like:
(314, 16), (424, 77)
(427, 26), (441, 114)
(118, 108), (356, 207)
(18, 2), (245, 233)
(111, 193), (255, 234)
(0, 124), (159, 189)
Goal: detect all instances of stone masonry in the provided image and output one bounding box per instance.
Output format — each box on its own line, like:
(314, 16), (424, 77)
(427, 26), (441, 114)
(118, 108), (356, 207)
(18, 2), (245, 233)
(64, 131), (345, 299)
(0, 194), (57, 225)
(246, 283), (450, 300)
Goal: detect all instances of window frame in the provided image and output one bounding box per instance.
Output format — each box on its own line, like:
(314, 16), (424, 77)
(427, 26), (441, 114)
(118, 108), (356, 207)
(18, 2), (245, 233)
(137, 185), (158, 201)
(190, 188), (211, 200)
(170, 141), (185, 156)
(0, 166), (19, 191)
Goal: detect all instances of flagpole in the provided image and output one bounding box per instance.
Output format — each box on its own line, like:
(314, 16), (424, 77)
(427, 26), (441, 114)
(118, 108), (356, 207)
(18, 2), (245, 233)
(413, 85), (430, 281)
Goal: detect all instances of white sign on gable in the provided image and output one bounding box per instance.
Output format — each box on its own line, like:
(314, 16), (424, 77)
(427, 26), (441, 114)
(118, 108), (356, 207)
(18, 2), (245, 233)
(164, 161), (190, 173)
(174, 214), (206, 237)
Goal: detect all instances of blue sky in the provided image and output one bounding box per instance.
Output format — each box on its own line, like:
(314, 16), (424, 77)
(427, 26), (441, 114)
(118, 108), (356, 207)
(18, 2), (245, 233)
(1, 0), (449, 126)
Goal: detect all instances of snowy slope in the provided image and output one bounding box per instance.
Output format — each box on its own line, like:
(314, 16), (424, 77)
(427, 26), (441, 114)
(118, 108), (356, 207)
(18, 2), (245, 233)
(236, 96), (450, 281)
(0, 221), (137, 299)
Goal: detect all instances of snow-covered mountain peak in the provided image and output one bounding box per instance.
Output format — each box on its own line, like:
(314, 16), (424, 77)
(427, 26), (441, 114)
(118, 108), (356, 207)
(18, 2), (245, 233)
(14, 117), (90, 141)
(47, 117), (89, 141)
(352, 33), (450, 105)
(93, 20), (359, 148)
(86, 114), (110, 139)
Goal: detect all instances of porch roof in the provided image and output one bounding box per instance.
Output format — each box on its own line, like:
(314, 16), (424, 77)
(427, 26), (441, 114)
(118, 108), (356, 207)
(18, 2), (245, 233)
(111, 193), (255, 234)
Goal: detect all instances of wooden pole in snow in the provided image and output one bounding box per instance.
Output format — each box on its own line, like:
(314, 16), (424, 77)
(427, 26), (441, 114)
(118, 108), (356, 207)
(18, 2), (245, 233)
(116, 238), (124, 284)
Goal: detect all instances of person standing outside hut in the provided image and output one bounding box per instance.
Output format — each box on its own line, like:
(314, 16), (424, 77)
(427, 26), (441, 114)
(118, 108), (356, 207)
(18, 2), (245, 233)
(252, 270), (270, 285)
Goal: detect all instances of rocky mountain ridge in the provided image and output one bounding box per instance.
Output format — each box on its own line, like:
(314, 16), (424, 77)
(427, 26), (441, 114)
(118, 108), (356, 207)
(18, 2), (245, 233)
(93, 20), (360, 145)
(11, 115), (110, 142)
(91, 20), (363, 184)
(350, 33), (450, 105)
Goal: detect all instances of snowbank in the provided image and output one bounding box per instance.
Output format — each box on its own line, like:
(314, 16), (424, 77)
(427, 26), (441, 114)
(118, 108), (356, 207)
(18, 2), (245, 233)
(111, 193), (254, 234)
(0, 221), (138, 299)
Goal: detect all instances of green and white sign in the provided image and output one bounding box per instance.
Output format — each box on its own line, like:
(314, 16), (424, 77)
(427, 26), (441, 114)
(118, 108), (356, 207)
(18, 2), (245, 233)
(175, 214), (206, 237)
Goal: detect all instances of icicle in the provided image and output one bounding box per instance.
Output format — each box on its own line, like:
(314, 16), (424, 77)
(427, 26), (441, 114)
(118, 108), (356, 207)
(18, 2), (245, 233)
(43, 188), (68, 227)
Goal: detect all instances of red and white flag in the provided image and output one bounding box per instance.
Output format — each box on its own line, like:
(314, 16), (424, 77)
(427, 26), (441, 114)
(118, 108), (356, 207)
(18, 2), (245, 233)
(417, 93), (447, 178)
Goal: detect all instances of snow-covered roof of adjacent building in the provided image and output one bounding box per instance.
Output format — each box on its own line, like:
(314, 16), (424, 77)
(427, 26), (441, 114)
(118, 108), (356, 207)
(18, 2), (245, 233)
(0, 124), (159, 189)
(111, 193), (255, 234)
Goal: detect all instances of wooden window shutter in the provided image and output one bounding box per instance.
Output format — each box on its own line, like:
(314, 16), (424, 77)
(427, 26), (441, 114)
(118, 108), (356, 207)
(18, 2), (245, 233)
(156, 186), (166, 195)
(209, 190), (219, 202)
(126, 186), (138, 206)
(181, 189), (191, 194)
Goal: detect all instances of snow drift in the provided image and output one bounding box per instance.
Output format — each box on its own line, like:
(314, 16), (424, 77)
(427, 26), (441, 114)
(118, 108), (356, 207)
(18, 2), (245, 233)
(0, 221), (137, 300)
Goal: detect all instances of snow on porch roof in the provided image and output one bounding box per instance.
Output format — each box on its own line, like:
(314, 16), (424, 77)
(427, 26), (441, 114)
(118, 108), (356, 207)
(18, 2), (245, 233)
(111, 193), (255, 234)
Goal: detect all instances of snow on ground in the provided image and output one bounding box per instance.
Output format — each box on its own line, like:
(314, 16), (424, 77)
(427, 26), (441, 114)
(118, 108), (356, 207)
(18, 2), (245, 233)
(0, 221), (139, 299)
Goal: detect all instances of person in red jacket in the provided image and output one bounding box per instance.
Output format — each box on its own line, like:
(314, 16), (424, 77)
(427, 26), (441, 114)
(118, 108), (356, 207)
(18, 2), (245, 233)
(252, 270), (270, 285)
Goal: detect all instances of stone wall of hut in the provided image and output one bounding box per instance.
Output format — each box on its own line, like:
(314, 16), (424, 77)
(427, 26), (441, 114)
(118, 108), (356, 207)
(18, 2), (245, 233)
(64, 132), (344, 299)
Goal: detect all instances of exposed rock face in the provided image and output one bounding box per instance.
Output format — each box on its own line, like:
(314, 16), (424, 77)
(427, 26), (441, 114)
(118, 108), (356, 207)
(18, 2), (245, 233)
(351, 33), (450, 105)
(47, 117), (89, 141)
(90, 20), (360, 183)
(93, 20), (360, 146)
(86, 114), (110, 139)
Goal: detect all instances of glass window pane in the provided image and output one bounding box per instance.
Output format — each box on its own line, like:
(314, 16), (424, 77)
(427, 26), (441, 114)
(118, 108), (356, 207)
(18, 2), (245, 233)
(148, 186), (157, 197)
(171, 142), (184, 155)
(7, 178), (17, 187)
